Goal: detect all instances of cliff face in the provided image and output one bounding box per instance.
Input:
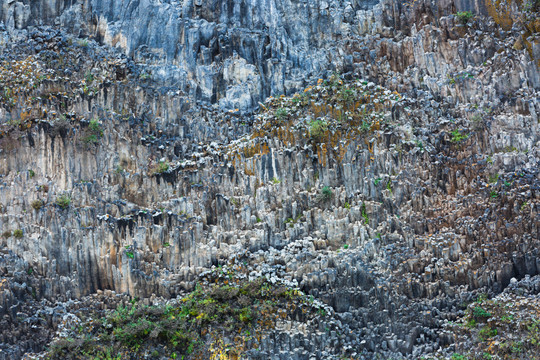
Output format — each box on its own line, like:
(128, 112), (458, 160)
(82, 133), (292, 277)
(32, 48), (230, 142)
(0, 0), (539, 359)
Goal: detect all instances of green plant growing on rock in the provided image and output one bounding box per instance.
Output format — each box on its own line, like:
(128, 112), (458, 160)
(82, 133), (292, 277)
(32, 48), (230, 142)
(13, 229), (23, 238)
(89, 118), (103, 136)
(31, 199), (44, 210)
(318, 186), (333, 202)
(478, 327), (497, 341)
(85, 71), (94, 84)
(455, 11), (474, 24)
(309, 119), (328, 141)
(271, 177), (281, 184)
(489, 173), (499, 183)
(450, 129), (468, 143)
(83, 118), (104, 145)
(55, 195), (71, 210)
(472, 306), (491, 320)
(361, 203), (369, 224)
(360, 120), (371, 133)
(149, 160), (170, 175)
(28, 169), (35, 178)
(275, 107), (288, 121)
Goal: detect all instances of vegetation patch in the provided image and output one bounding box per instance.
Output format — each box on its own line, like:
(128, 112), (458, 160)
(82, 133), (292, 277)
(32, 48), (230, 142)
(455, 11), (474, 24)
(56, 195), (71, 210)
(227, 74), (402, 166)
(450, 293), (540, 359)
(149, 160), (170, 176)
(46, 269), (323, 360)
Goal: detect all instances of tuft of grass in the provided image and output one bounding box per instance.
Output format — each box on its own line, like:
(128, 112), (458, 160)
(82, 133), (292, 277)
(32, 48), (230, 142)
(13, 229), (23, 238)
(271, 177), (281, 184)
(56, 195), (71, 210)
(478, 327), (497, 341)
(275, 108), (288, 121)
(361, 203), (369, 225)
(149, 161), (170, 175)
(31, 199), (44, 210)
(77, 38), (89, 47)
(318, 186), (333, 202)
(450, 129), (469, 143)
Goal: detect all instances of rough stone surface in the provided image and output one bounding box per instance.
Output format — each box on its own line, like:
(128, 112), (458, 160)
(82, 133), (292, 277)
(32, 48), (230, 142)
(0, 0), (539, 358)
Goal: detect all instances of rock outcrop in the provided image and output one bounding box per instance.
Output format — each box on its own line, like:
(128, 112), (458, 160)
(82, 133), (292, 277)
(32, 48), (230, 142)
(0, 0), (539, 358)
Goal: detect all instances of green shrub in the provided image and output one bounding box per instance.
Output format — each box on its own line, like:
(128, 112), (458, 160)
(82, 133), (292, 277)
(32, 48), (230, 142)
(13, 229), (23, 238)
(456, 11), (474, 24)
(309, 119), (328, 141)
(450, 129), (468, 143)
(82, 118), (103, 145)
(85, 71), (94, 84)
(478, 326), (497, 340)
(89, 118), (103, 136)
(472, 306), (491, 320)
(31, 199), (44, 210)
(149, 161), (170, 175)
(56, 195), (71, 210)
(275, 108), (288, 121)
(361, 203), (369, 224)
(318, 186), (333, 202)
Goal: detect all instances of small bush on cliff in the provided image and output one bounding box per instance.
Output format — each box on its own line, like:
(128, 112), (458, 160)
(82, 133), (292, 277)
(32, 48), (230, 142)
(455, 11), (474, 24)
(309, 119), (328, 141)
(13, 229), (23, 238)
(275, 107), (288, 121)
(55, 195), (71, 210)
(450, 129), (469, 143)
(317, 186), (333, 203)
(82, 118), (103, 145)
(149, 160), (170, 175)
(31, 199), (44, 210)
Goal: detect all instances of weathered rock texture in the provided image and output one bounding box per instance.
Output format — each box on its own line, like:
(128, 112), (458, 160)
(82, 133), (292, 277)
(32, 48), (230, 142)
(0, 0), (539, 358)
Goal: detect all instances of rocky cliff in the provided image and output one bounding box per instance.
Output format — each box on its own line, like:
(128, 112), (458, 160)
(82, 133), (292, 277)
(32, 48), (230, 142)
(0, 0), (539, 359)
